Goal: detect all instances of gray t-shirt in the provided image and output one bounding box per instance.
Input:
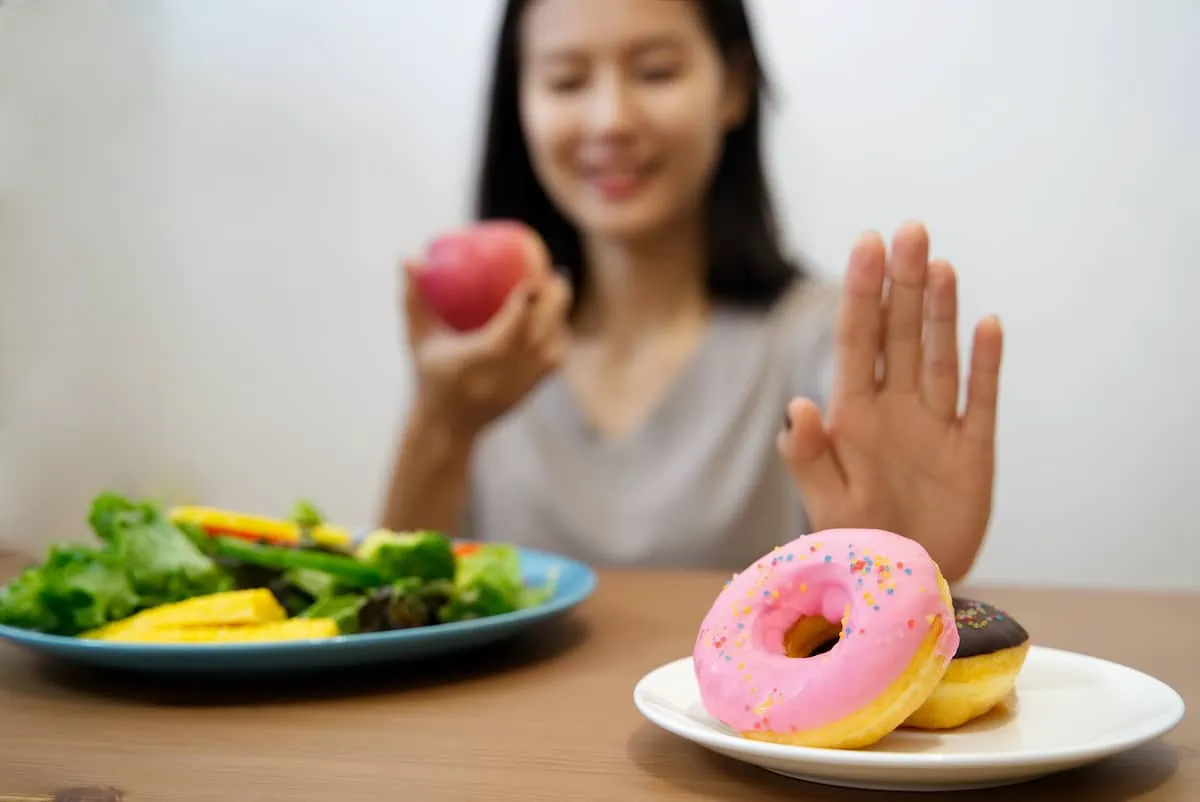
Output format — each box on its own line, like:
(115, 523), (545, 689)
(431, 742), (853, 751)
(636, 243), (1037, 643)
(463, 277), (841, 571)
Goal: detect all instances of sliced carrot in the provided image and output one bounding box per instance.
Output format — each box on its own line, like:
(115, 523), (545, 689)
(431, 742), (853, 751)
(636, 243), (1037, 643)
(202, 526), (285, 544)
(453, 542), (483, 558)
(168, 506), (353, 548)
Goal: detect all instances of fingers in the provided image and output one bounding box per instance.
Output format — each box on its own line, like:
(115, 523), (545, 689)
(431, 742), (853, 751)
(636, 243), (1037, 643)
(526, 274), (572, 348)
(472, 278), (539, 355)
(778, 397), (845, 503)
(522, 273), (572, 371)
(920, 259), (960, 420)
(833, 232), (887, 401)
(962, 316), (1003, 443)
(881, 221), (929, 392)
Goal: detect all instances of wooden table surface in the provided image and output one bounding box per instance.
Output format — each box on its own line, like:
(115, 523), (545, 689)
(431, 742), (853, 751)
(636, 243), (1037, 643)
(0, 554), (1195, 801)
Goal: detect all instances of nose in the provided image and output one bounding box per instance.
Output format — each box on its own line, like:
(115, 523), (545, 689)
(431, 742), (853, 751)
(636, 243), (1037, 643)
(584, 68), (638, 141)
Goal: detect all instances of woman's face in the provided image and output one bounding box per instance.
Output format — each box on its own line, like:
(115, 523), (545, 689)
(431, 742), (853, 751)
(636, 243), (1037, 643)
(518, 0), (747, 244)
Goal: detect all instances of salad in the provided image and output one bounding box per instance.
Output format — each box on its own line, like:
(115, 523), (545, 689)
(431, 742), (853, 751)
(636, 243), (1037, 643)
(0, 492), (555, 644)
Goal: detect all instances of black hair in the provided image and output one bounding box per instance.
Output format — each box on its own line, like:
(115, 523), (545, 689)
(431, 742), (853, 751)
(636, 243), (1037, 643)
(475, 0), (804, 310)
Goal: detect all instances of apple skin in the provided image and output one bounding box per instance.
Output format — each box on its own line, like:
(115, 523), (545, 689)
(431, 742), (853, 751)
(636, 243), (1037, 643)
(415, 220), (550, 332)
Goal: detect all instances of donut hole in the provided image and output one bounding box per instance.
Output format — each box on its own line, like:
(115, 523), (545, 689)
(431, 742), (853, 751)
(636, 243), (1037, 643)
(783, 615), (843, 658)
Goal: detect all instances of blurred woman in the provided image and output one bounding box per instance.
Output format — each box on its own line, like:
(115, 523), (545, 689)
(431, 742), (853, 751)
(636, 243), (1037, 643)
(382, 0), (1003, 580)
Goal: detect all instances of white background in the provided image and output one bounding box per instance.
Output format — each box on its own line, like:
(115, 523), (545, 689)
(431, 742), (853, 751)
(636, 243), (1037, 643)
(2, 1), (1197, 589)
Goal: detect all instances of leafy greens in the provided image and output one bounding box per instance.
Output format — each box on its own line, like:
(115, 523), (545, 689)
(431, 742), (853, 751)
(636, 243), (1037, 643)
(0, 493), (231, 635)
(0, 492), (556, 639)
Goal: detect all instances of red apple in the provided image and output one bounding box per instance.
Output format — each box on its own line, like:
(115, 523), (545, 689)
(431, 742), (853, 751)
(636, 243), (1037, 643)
(414, 220), (550, 332)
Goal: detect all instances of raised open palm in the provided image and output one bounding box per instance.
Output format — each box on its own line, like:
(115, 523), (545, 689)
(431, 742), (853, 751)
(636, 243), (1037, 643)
(778, 221), (1003, 581)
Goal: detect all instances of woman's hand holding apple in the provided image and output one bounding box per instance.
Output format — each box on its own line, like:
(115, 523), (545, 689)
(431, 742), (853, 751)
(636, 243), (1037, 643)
(402, 221), (572, 442)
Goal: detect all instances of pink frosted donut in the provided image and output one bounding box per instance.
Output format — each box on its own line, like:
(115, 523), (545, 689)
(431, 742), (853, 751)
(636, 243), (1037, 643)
(693, 528), (959, 749)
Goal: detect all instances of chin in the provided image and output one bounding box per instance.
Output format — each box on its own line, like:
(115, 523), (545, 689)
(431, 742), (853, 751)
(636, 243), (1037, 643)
(571, 197), (685, 245)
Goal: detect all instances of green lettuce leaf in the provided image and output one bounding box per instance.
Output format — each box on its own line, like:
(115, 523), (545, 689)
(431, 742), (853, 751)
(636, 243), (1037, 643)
(438, 544), (555, 623)
(0, 492), (234, 636)
(88, 492), (231, 606)
(0, 545), (139, 636)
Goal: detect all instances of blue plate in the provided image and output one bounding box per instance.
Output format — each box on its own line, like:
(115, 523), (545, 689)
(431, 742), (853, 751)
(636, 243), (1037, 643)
(0, 545), (597, 675)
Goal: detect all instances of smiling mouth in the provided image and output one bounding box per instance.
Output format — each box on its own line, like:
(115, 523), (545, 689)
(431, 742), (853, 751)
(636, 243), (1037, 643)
(586, 165), (653, 201)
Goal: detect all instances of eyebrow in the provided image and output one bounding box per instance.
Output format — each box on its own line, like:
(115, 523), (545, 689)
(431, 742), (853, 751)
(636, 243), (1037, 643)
(626, 34), (686, 56)
(533, 34), (686, 64)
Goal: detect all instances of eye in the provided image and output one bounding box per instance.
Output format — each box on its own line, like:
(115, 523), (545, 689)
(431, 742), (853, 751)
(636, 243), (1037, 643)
(639, 65), (678, 82)
(634, 55), (683, 84)
(547, 74), (587, 93)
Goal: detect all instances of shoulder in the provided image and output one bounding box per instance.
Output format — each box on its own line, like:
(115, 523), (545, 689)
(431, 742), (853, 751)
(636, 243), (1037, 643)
(768, 274), (842, 404)
(770, 273), (841, 339)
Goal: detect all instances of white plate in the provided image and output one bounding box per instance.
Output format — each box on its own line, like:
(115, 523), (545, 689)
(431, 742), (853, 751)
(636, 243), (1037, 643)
(632, 646), (1185, 792)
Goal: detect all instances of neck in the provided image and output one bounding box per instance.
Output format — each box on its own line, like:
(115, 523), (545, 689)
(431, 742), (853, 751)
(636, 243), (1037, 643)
(574, 218), (708, 345)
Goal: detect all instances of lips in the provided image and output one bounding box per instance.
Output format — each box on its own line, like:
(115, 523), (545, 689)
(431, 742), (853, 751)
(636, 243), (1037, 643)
(585, 165), (652, 201)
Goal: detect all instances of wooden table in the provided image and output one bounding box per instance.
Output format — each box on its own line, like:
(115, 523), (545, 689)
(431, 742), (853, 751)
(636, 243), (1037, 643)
(0, 554), (1195, 801)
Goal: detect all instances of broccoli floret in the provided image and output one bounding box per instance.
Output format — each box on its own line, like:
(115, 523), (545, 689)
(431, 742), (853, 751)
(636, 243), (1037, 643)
(437, 543), (554, 623)
(355, 529), (455, 583)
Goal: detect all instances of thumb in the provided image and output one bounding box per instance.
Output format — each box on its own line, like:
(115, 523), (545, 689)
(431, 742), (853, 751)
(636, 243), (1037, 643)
(467, 277), (540, 354)
(401, 259), (442, 344)
(777, 397), (844, 507)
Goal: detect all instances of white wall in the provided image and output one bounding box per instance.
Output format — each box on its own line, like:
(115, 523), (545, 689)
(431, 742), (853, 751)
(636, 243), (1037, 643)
(2, 0), (1197, 589)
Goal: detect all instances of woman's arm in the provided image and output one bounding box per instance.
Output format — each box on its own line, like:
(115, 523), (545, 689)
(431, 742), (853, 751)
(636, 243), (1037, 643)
(379, 398), (475, 536)
(382, 260), (571, 536)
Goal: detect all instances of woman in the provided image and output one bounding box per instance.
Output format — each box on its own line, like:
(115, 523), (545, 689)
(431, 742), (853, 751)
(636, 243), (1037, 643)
(382, 0), (1002, 581)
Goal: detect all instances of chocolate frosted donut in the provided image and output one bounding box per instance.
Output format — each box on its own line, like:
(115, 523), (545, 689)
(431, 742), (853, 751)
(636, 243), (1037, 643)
(951, 597), (1030, 659)
(903, 596), (1032, 731)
